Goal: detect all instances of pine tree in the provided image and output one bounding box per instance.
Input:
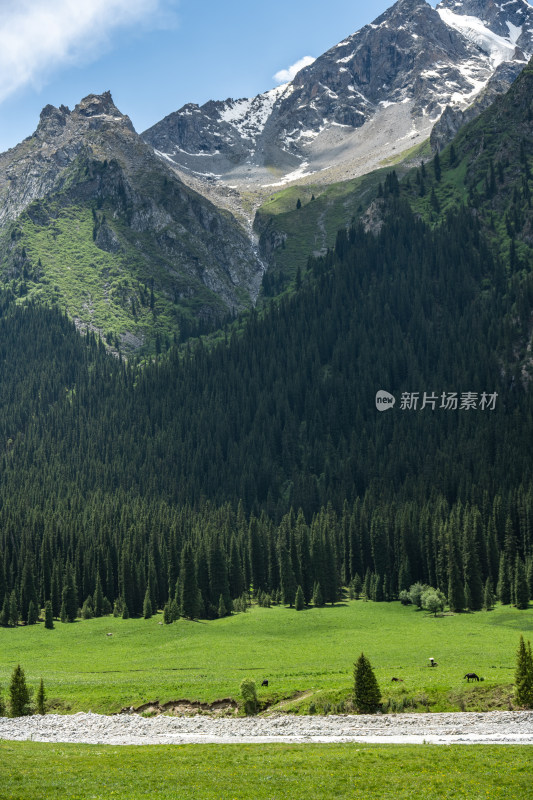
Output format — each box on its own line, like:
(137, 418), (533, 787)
(279, 543), (297, 607)
(514, 557), (530, 609)
(143, 588), (153, 619)
(9, 665), (32, 717)
(312, 581), (324, 607)
(295, 585), (305, 610)
(0, 594), (9, 627)
(8, 591), (19, 627)
(353, 653), (381, 713)
(447, 543), (465, 612)
(218, 593), (227, 618)
(515, 636), (533, 708)
(36, 678), (46, 715)
(61, 566), (78, 622)
(44, 601), (54, 630)
(483, 577), (494, 611)
(93, 574), (104, 618)
(179, 543), (199, 620)
(433, 151), (441, 182)
(26, 600), (38, 625)
(497, 553), (511, 604)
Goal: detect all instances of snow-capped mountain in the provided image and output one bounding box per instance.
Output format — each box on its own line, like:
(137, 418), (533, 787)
(143, 0), (533, 193)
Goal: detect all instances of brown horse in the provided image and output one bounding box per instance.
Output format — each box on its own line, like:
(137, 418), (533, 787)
(464, 673), (480, 682)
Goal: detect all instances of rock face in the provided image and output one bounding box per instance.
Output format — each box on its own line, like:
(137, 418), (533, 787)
(0, 92), (263, 343)
(143, 0), (533, 190)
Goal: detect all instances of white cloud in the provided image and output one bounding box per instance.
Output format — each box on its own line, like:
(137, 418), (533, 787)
(273, 55), (316, 85)
(0, 0), (171, 104)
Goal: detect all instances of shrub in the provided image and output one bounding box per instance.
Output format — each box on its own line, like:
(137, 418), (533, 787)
(421, 588), (446, 616)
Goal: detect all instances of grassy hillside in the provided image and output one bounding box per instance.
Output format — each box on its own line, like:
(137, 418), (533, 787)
(1, 742), (532, 800)
(253, 142), (430, 297)
(1, 602), (530, 714)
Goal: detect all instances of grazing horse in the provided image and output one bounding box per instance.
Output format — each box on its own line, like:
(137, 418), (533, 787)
(391, 677), (404, 682)
(261, 679), (269, 687)
(464, 673), (480, 682)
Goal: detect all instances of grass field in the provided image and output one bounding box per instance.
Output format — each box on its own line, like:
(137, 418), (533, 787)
(0, 601), (531, 715)
(1, 741), (532, 800)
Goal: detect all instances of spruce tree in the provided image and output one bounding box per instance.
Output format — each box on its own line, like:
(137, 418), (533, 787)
(218, 593), (227, 618)
(93, 574), (104, 618)
(36, 678), (46, 715)
(279, 544), (297, 607)
(514, 557), (530, 609)
(44, 601), (54, 629)
(447, 540), (465, 612)
(295, 585), (305, 610)
(483, 578), (494, 611)
(515, 636), (533, 708)
(9, 591), (19, 627)
(179, 543), (199, 620)
(497, 553), (511, 604)
(26, 600), (38, 625)
(312, 581), (324, 607)
(61, 566), (78, 622)
(143, 588), (153, 619)
(353, 653), (381, 713)
(0, 594), (9, 627)
(9, 665), (32, 717)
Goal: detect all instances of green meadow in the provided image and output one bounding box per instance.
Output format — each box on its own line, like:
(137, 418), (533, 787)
(0, 601), (531, 714)
(1, 742), (532, 800)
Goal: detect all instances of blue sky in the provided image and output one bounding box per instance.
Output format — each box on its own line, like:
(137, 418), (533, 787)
(0, 0), (440, 152)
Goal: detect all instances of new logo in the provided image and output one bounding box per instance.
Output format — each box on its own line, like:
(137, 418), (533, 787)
(375, 390), (396, 411)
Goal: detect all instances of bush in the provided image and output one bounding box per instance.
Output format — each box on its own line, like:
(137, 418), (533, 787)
(240, 679), (258, 715)
(408, 582), (429, 609)
(353, 652), (381, 713)
(421, 588), (446, 616)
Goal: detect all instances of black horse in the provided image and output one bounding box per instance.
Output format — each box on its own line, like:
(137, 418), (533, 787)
(464, 672), (480, 682)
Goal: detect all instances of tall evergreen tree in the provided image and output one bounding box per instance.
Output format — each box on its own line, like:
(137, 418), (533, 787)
(61, 565), (78, 622)
(514, 557), (530, 609)
(353, 653), (381, 713)
(9, 665), (32, 717)
(179, 543), (199, 620)
(515, 636), (533, 708)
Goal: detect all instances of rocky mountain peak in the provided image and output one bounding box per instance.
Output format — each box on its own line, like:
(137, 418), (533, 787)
(36, 103), (71, 139)
(72, 91), (135, 133)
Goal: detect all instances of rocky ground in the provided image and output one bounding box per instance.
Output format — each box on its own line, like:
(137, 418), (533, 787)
(1, 711), (532, 745)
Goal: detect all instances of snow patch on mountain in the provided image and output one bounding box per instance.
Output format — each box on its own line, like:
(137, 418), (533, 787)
(438, 8), (529, 64)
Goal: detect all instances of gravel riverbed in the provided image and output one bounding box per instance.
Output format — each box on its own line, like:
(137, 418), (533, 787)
(1, 711), (532, 745)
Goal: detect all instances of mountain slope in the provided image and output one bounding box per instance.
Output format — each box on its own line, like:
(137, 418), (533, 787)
(0, 93), (263, 352)
(143, 0), (533, 207)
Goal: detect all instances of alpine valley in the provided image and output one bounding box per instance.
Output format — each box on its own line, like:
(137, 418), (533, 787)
(0, 0), (532, 726)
